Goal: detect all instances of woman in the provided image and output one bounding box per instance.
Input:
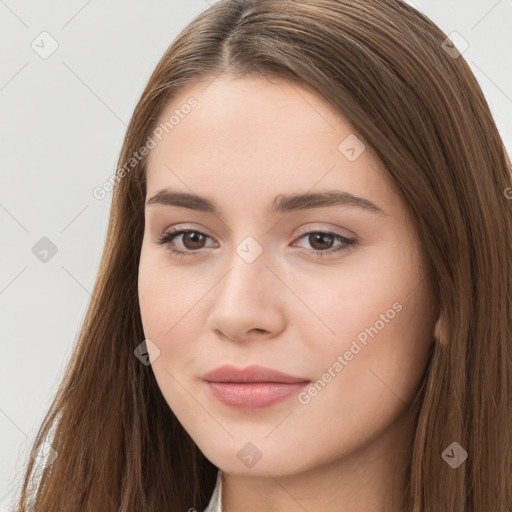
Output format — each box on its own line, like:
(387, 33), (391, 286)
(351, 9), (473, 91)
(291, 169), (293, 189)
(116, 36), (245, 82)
(14, 0), (512, 511)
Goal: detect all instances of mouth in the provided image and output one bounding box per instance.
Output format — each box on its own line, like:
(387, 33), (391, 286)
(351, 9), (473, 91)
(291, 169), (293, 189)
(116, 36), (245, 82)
(202, 364), (311, 409)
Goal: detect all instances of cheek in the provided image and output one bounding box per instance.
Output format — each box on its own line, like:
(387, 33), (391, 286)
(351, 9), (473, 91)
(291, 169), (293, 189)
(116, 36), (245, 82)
(287, 255), (408, 353)
(138, 249), (204, 342)
(138, 259), (203, 416)
(137, 252), (219, 403)
(295, 245), (434, 406)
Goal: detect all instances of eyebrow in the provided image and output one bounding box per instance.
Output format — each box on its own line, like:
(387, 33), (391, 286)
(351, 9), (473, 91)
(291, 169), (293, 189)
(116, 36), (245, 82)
(145, 189), (387, 216)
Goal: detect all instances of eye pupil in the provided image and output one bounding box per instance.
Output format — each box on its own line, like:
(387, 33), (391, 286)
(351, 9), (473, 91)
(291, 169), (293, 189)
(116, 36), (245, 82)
(309, 233), (333, 250)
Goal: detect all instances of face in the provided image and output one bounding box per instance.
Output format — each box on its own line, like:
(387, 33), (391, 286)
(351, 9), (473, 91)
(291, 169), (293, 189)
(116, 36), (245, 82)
(138, 76), (437, 477)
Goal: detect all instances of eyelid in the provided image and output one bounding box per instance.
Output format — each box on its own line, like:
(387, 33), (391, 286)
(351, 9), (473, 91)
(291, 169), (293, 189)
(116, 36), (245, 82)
(158, 223), (215, 240)
(155, 224), (218, 249)
(155, 222), (358, 258)
(293, 223), (354, 240)
(157, 223), (353, 244)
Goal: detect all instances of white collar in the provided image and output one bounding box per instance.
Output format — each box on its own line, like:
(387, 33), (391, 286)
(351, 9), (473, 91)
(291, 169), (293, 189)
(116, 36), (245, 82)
(203, 469), (223, 512)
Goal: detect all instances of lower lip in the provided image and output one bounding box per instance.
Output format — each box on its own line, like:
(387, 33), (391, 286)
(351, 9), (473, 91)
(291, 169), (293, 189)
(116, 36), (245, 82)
(205, 381), (310, 409)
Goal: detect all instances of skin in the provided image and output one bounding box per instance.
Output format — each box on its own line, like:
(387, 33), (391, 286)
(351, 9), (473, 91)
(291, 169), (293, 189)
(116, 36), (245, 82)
(138, 75), (438, 512)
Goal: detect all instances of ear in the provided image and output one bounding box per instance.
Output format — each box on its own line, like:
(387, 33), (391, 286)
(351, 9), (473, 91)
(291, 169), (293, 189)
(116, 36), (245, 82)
(433, 313), (447, 346)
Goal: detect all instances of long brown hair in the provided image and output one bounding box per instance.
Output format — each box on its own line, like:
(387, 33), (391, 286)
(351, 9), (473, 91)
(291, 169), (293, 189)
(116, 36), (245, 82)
(13, 1), (512, 510)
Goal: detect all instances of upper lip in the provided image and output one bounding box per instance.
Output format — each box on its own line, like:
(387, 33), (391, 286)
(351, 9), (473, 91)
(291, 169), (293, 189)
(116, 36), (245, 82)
(203, 364), (310, 384)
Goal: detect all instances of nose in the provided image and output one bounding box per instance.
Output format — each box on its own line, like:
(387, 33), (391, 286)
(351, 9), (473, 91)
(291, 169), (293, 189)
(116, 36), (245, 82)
(206, 246), (287, 343)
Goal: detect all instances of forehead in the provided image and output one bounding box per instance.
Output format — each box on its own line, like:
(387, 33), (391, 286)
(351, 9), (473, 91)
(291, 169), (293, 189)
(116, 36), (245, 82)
(145, 76), (398, 216)
(149, 76), (349, 164)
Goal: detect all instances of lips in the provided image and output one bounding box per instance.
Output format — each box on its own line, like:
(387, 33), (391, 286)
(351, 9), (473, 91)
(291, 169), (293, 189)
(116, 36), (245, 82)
(202, 364), (309, 384)
(202, 364), (311, 409)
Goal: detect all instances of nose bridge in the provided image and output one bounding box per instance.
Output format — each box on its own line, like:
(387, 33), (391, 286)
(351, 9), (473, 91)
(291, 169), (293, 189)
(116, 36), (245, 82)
(206, 234), (285, 339)
(219, 236), (270, 305)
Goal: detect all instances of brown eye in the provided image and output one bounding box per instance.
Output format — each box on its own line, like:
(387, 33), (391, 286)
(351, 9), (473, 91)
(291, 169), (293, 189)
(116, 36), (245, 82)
(156, 229), (216, 257)
(308, 232), (335, 251)
(293, 230), (357, 257)
(180, 231), (207, 250)
(156, 228), (356, 259)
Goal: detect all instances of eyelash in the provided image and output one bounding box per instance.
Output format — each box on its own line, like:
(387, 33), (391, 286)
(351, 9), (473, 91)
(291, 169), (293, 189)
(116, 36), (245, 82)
(156, 228), (357, 258)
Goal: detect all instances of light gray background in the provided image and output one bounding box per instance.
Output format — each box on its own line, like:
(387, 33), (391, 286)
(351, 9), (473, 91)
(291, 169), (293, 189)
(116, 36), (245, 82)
(1, 0), (511, 508)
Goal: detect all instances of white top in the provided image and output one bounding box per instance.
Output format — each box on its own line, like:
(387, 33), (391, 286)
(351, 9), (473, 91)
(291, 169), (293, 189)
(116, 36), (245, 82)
(203, 469), (223, 512)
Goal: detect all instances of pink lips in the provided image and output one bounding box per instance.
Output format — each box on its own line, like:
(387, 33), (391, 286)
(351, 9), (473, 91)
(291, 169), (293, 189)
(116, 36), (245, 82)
(202, 364), (310, 409)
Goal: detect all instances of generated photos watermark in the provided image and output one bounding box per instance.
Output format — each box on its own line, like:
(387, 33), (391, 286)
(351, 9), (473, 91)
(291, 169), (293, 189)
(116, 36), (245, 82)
(92, 96), (198, 200)
(298, 301), (403, 405)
